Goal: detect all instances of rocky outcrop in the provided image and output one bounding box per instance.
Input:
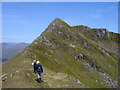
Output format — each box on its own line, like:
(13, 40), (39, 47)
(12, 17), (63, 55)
(70, 76), (82, 85)
(99, 73), (118, 88)
(4, 18), (117, 88)
(74, 25), (91, 32)
(74, 25), (110, 41)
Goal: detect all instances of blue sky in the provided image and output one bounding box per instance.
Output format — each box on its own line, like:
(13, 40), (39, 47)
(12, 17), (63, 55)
(2, 2), (118, 43)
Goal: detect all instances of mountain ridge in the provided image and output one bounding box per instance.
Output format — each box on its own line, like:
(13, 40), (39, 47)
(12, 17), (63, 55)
(2, 18), (119, 88)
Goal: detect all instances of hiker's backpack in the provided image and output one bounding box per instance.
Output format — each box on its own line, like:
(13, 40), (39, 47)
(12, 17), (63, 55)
(37, 66), (41, 72)
(34, 63), (36, 68)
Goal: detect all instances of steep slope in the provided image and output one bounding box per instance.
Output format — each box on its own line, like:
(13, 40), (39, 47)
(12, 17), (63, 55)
(2, 18), (119, 88)
(73, 25), (119, 55)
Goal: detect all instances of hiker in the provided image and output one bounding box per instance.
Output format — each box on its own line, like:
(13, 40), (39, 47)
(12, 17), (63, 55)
(36, 61), (43, 83)
(32, 60), (37, 73)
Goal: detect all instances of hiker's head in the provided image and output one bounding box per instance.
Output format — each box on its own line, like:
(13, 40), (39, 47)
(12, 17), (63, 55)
(37, 61), (40, 64)
(34, 60), (36, 63)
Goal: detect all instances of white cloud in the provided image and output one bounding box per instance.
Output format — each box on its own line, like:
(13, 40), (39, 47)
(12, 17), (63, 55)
(89, 6), (117, 19)
(89, 14), (101, 19)
(96, 6), (116, 13)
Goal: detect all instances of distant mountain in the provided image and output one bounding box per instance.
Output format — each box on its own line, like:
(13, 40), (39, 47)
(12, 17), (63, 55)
(2, 18), (119, 88)
(2, 42), (17, 47)
(2, 42), (30, 62)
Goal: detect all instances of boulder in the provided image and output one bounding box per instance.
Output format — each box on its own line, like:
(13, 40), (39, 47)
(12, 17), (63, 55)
(70, 43), (76, 48)
(26, 73), (31, 78)
(2, 77), (7, 81)
(76, 79), (82, 85)
(34, 42), (38, 44)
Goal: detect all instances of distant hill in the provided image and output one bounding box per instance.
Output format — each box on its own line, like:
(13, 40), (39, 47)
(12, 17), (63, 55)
(2, 18), (119, 88)
(2, 42), (30, 62)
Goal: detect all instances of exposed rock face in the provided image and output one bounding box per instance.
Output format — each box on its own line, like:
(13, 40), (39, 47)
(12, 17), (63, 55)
(75, 25), (91, 32)
(99, 73), (118, 88)
(74, 25), (110, 41)
(2, 18), (119, 88)
(26, 18), (119, 88)
(74, 25), (119, 56)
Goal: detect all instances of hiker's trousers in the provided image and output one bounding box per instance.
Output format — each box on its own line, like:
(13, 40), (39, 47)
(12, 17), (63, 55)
(37, 72), (41, 78)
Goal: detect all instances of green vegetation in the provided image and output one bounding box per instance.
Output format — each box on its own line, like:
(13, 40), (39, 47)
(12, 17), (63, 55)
(2, 18), (118, 88)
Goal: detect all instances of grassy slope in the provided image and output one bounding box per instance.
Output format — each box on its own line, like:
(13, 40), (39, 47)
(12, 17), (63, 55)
(2, 18), (118, 88)
(2, 51), (85, 88)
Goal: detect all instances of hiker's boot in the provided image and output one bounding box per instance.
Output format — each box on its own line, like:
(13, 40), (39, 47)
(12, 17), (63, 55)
(38, 78), (42, 83)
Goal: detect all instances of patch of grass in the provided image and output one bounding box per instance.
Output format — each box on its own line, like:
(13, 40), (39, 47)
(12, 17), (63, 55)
(2, 18), (118, 88)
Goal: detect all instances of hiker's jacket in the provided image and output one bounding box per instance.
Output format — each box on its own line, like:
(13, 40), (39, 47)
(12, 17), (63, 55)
(36, 64), (43, 73)
(35, 64), (38, 71)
